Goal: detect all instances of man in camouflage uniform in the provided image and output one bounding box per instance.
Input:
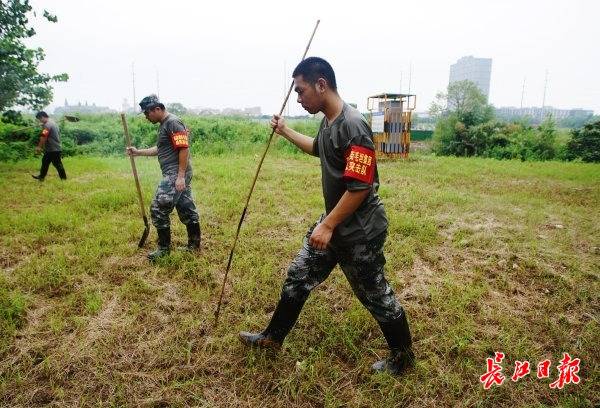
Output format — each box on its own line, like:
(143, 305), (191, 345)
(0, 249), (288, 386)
(126, 95), (201, 261)
(32, 111), (67, 181)
(239, 58), (414, 375)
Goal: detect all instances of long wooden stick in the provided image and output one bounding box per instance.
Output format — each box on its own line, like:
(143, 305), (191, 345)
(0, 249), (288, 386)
(214, 19), (321, 326)
(120, 113), (150, 248)
(11, 125), (38, 137)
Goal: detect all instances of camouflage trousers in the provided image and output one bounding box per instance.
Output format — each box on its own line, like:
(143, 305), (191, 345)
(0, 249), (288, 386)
(281, 219), (404, 323)
(150, 172), (199, 229)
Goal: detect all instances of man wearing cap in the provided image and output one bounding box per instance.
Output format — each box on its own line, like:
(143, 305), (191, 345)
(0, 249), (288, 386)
(126, 95), (201, 261)
(32, 111), (67, 181)
(238, 57), (414, 375)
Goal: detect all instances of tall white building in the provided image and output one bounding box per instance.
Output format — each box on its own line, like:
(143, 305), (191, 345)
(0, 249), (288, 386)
(449, 56), (493, 100)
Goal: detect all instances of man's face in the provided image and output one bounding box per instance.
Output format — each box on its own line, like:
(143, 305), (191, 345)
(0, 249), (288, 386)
(36, 116), (48, 124)
(143, 107), (161, 123)
(294, 75), (324, 114)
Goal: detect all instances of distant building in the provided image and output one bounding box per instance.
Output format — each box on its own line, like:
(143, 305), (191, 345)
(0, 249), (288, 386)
(190, 107), (221, 116)
(243, 106), (262, 116)
(191, 106), (262, 117)
(495, 106), (594, 122)
(222, 107), (244, 116)
(54, 99), (114, 115)
(449, 56), (493, 100)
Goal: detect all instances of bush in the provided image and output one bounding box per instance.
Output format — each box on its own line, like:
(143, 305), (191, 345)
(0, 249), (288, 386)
(566, 120), (600, 163)
(504, 118), (557, 161)
(1, 110), (30, 126)
(0, 113), (322, 161)
(432, 114), (461, 155)
(0, 121), (37, 160)
(433, 117), (506, 157)
(433, 116), (565, 161)
(429, 80), (569, 162)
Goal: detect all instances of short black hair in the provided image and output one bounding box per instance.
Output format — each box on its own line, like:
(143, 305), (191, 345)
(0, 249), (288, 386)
(35, 111), (49, 119)
(292, 57), (337, 91)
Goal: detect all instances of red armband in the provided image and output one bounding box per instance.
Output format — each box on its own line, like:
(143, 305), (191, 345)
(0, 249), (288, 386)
(343, 145), (376, 184)
(170, 130), (189, 149)
(40, 128), (50, 138)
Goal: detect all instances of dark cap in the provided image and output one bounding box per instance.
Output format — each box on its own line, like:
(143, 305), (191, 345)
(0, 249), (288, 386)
(139, 94), (161, 112)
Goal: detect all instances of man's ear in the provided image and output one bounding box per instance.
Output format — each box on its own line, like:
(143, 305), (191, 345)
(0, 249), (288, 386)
(316, 78), (327, 92)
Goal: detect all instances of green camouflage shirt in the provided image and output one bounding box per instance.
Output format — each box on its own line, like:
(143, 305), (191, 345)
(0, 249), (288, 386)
(157, 113), (192, 175)
(312, 103), (388, 244)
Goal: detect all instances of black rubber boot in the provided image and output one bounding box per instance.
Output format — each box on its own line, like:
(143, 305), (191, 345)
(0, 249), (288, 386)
(372, 313), (415, 375)
(147, 227), (170, 262)
(182, 222), (201, 251)
(31, 174), (43, 181)
(239, 293), (306, 350)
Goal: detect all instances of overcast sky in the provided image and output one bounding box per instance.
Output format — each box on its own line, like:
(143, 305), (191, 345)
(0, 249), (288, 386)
(29, 0), (599, 115)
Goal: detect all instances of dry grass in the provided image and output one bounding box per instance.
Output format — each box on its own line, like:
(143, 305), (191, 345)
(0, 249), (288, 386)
(0, 153), (598, 407)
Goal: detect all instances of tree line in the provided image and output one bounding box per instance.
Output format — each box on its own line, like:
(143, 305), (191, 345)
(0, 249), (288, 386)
(429, 81), (599, 163)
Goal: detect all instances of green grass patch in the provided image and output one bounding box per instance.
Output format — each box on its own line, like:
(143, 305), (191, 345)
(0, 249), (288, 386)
(0, 152), (598, 406)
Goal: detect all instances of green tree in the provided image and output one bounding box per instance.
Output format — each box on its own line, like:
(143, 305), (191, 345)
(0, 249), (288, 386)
(1, 109), (27, 125)
(431, 80), (495, 156)
(0, 0), (68, 112)
(166, 102), (188, 116)
(566, 120), (600, 162)
(429, 80), (494, 126)
(535, 117), (557, 160)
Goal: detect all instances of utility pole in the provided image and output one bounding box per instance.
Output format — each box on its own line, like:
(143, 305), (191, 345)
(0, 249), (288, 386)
(520, 76), (526, 109)
(132, 62), (137, 113)
(156, 68), (160, 99)
(399, 71), (403, 94)
(541, 69), (548, 119)
(408, 62), (413, 94)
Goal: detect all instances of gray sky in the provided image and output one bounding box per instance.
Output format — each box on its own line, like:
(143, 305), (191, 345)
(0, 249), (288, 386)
(30, 0), (599, 115)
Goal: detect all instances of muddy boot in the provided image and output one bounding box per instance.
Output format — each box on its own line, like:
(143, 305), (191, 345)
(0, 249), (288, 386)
(372, 313), (415, 375)
(180, 222), (201, 251)
(147, 227), (170, 262)
(239, 293), (305, 350)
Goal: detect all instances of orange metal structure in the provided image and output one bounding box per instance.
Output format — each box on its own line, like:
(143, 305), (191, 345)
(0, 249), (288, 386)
(367, 93), (416, 158)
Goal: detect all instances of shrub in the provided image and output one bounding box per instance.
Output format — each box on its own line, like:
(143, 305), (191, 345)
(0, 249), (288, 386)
(433, 115), (566, 162)
(566, 120), (600, 163)
(0, 113), (322, 161)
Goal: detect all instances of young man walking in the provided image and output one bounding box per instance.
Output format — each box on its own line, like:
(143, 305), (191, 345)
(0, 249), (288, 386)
(32, 111), (67, 181)
(126, 95), (201, 261)
(239, 57), (414, 375)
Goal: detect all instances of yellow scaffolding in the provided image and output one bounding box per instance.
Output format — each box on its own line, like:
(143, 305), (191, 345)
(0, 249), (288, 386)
(367, 93), (416, 158)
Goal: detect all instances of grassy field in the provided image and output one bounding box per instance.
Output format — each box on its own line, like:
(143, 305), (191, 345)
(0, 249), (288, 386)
(0, 152), (598, 407)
